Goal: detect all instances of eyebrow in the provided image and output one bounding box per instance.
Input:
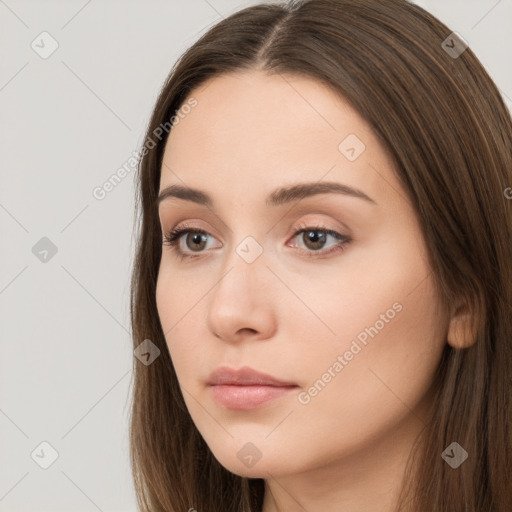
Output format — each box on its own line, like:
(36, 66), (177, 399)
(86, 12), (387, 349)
(157, 181), (377, 208)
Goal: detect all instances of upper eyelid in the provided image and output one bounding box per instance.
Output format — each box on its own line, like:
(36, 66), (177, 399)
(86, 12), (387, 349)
(159, 203), (354, 231)
(163, 212), (351, 236)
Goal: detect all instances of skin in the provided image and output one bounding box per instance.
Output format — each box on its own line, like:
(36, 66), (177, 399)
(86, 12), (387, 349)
(156, 70), (471, 512)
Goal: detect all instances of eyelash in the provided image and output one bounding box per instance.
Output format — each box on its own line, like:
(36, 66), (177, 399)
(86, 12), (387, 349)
(162, 221), (351, 261)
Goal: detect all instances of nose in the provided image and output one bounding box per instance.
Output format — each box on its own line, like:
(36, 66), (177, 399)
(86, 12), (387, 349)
(206, 238), (277, 343)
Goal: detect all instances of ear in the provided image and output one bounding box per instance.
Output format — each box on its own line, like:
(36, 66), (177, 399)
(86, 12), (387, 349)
(446, 301), (478, 349)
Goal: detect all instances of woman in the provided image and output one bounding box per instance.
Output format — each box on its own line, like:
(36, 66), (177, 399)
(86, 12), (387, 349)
(129, 0), (512, 510)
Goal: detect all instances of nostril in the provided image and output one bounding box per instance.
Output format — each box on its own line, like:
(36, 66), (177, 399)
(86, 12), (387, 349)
(240, 328), (257, 335)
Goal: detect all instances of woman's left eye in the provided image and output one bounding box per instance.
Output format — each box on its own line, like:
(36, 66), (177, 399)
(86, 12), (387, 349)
(162, 224), (351, 260)
(288, 226), (351, 257)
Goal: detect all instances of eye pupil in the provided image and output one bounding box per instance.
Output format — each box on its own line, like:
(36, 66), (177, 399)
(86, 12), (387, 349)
(187, 232), (207, 251)
(304, 230), (326, 250)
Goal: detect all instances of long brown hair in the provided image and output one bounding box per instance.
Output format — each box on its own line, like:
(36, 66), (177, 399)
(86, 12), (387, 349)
(128, 1), (512, 510)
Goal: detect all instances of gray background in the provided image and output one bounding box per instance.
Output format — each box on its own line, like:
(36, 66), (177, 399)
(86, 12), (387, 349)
(1, 0), (510, 510)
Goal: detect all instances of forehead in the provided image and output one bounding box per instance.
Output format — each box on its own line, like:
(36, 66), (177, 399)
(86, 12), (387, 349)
(159, 70), (405, 212)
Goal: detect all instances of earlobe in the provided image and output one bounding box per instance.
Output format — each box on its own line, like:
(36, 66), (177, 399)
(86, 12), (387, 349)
(446, 302), (478, 349)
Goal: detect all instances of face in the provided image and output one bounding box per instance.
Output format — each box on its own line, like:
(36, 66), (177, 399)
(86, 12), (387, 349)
(156, 70), (447, 479)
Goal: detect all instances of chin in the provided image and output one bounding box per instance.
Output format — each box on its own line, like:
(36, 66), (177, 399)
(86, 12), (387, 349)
(208, 442), (296, 479)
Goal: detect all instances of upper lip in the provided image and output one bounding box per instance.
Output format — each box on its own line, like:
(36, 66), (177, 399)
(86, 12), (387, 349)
(207, 366), (297, 387)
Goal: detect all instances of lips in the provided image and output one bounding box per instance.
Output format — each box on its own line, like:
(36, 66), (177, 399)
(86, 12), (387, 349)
(207, 365), (297, 387)
(206, 366), (298, 410)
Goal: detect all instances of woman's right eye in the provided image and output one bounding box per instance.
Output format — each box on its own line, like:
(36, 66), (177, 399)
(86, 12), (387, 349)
(163, 226), (220, 260)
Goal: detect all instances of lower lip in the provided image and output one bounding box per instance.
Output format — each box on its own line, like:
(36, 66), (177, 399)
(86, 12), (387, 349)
(209, 384), (297, 410)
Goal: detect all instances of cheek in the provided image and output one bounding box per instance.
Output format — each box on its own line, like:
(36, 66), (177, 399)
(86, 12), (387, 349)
(156, 260), (202, 327)
(297, 277), (444, 455)
(293, 281), (443, 403)
(155, 266), (203, 375)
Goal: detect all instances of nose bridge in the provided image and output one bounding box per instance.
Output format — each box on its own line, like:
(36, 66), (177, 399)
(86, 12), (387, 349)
(216, 206), (270, 276)
(215, 232), (267, 300)
(206, 229), (275, 339)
